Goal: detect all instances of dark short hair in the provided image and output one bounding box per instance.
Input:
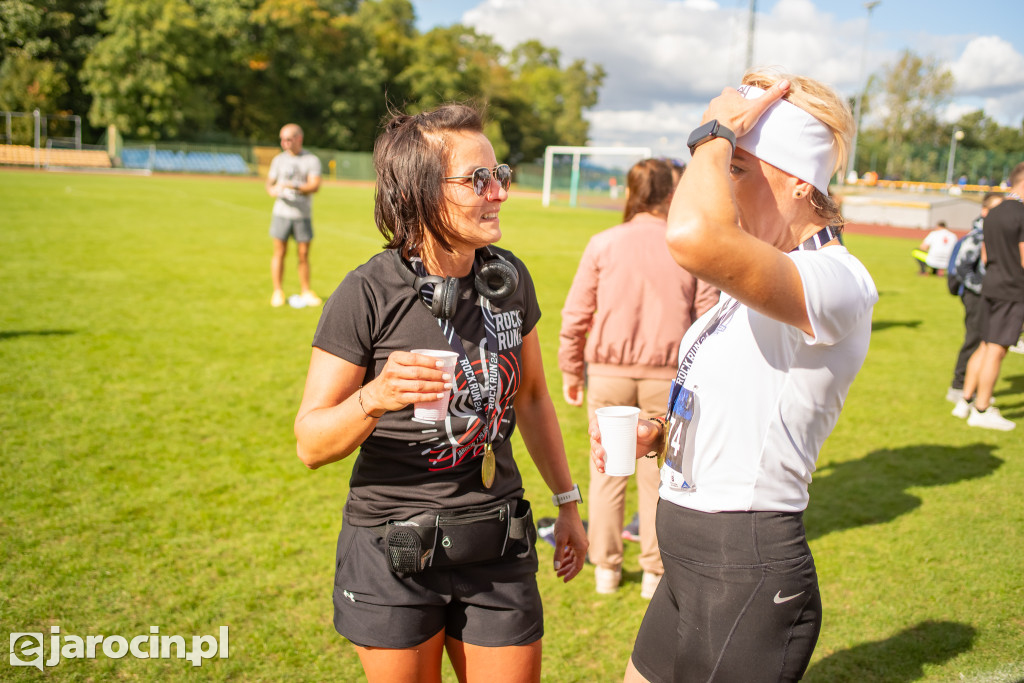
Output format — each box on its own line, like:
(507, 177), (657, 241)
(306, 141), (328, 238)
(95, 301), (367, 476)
(623, 158), (676, 222)
(1009, 161), (1024, 189)
(982, 192), (1003, 210)
(373, 103), (484, 252)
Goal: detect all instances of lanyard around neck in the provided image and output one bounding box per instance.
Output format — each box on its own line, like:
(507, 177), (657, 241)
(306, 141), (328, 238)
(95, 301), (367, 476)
(667, 225), (837, 413)
(668, 299), (740, 411)
(796, 225), (837, 252)
(410, 257), (500, 438)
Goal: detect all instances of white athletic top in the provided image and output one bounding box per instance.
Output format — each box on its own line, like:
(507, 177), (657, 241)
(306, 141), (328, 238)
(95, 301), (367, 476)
(922, 228), (958, 269)
(660, 245), (878, 513)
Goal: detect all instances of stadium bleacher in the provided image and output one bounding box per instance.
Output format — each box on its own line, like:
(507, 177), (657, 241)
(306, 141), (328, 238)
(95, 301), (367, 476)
(3, 143), (252, 175)
(120, 149), (151, 169)
(0, 145), (36, 165)
(0, 145), (112, 169)
(121, 148), (251, 175)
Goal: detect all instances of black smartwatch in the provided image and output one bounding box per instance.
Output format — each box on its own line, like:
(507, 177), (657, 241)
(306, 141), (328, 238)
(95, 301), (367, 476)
(687, 119), (736, 156)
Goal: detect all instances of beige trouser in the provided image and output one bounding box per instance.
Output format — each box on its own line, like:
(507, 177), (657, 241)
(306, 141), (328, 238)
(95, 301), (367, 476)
(587, 374), (667, 575)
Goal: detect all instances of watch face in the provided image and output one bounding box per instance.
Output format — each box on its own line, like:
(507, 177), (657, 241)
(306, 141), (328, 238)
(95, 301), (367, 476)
(687, 119), (735, 155)
(687, 120), (718, 153)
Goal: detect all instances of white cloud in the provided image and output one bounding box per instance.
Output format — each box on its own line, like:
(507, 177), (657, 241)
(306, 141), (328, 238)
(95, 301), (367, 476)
(585, 102), (707, 156)
(467, 0), (764, 106)
(978, 91), (1024, 127)
(461, 0), (1024, 148)
(949, 36), (1024, 96)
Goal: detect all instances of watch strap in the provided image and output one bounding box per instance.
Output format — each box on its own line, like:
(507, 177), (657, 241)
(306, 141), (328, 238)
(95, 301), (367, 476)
(687, 119), (736, 156)
(551, 483), (582, 506)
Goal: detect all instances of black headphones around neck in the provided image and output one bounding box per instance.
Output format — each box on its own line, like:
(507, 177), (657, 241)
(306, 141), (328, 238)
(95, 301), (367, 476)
(392, 247), (519, 319)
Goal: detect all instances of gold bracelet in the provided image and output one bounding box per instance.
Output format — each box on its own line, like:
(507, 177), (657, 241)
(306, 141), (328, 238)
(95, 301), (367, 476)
(358, 387), (386, 420)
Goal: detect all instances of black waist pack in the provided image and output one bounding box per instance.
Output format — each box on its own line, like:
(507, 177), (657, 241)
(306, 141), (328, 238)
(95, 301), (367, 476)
(378, 499), (535, 576)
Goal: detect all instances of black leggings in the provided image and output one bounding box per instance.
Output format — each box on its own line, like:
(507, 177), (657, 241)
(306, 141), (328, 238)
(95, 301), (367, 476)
(631, 500), (821, 683)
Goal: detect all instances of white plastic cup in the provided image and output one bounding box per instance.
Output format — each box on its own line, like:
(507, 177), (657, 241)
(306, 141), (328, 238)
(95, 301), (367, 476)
(596, 406), (641, 476)
(411, 349), (459, 421)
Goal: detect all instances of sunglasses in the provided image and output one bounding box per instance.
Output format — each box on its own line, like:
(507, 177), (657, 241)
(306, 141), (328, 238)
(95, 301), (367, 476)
(444, 164), (512, 196)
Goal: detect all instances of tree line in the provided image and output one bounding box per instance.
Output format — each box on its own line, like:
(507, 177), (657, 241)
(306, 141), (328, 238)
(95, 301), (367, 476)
(854, 49), (1024, 185)
(3, 2), (1023, 179)
(0, 0), (604, 165)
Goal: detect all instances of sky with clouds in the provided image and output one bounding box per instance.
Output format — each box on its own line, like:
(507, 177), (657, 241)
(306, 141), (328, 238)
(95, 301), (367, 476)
(410, 0), (1024, 159)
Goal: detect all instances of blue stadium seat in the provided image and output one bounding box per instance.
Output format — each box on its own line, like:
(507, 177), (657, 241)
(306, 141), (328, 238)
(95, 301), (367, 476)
(119, 148), (251, 174)
(221, 154), (250, 174)
(152, 150), (182, 171)
(121, 149), (151, 169)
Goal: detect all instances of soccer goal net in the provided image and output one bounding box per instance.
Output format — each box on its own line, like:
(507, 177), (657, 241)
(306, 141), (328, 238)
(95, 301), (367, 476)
(540, 145), (652, 210)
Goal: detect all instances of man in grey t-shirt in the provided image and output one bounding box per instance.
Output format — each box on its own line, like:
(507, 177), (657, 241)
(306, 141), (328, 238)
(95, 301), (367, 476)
(266, 123), (322, 307)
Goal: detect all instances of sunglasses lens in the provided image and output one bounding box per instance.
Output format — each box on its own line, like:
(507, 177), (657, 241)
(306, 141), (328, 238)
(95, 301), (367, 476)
(466, 166), (512, 195)
(494, 165), (512, 190)
(472, 168), (491, 196)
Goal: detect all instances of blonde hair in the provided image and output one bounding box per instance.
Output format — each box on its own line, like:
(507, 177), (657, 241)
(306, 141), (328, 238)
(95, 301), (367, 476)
(742, 69), (855, 226)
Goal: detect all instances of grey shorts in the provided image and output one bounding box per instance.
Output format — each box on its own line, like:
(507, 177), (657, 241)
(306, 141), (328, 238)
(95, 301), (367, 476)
(270, 216), (313, 243)
(332, 519), (543, 649)
(981, 297), (1024, 347)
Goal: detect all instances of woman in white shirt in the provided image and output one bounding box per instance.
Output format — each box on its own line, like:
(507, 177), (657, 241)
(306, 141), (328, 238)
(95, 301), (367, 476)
(592, 70), (878, 682)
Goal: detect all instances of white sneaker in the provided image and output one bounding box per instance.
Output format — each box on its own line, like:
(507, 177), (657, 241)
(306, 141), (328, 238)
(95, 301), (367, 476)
(967, 406), (1016, 431)
(1009, 339), (1024, 355)
(946, 387), (964, 403)
(951, 398), (971, 419)
(594, 566), (621, 594)
(640, 571), (662, 600)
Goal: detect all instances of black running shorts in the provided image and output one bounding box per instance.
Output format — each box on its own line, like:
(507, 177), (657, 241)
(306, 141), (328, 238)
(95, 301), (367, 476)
(631, 500), (822, 683)
(981, 297), (1024, 347)
(332, 521), (543, 649)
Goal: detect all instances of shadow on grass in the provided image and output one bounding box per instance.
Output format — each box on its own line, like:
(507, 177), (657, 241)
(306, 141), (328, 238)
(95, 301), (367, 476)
(996, 373), (1024, 418)
(0, 329), (76, 341)
(1000, 373), (1024, 393)
(870, 319), (922, 332)
(805, 620), (975, 682)
(806, 443), (1002, 542)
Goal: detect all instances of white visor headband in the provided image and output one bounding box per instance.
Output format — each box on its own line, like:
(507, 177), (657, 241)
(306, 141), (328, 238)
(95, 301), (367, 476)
(735, 85), (837, 195)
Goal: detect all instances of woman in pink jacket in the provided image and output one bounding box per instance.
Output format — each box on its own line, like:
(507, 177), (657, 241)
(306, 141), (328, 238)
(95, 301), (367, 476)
(558, 158), (719, 598)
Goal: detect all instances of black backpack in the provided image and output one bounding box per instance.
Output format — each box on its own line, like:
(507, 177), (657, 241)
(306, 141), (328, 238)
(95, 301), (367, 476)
(947, 228), (984, 296)
(946, 236), (968, 295)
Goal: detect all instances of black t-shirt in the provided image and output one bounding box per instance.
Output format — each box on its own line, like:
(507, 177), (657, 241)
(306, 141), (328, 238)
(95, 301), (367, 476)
(312, 247), (541, 526)
(981, 198), (1024, 302)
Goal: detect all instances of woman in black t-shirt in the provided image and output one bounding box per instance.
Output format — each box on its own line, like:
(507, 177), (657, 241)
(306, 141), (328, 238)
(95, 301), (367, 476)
(294, 103), (587, 682)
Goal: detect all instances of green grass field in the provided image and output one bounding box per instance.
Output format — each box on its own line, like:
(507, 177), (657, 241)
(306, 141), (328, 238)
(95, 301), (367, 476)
(2, 169), (1022, 682)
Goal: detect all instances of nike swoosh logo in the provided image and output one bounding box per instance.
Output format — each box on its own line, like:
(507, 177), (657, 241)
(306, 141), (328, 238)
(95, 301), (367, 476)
(773, 591), (804, 604)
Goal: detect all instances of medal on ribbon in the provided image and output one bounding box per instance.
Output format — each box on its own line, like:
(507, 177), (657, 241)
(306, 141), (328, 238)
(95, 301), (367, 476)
(412, 255), (504, 489)
(481, 443), (496, 488)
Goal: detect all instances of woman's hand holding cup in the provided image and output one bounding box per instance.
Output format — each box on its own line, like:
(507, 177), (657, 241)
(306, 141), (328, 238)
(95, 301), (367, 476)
(359, 350), (455, 417)
(589, 412), (665, 475)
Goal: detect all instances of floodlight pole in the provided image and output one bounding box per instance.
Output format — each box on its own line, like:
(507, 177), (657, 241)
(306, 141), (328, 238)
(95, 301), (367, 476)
(33, 108), (41, 169)
(945, 128), (965, 186)
(745, 0), (756, 72)
(845, 0), (881, 185)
